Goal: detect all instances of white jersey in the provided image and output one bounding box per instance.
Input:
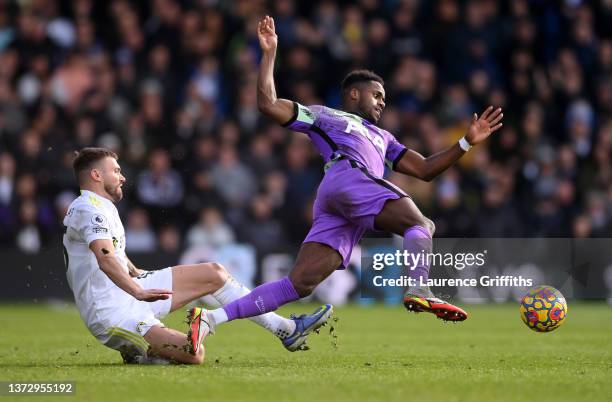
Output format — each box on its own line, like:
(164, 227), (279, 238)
(63, 189), (132, 336)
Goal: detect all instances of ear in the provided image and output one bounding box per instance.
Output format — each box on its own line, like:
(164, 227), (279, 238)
(350, 87), (360, 101)
(90, 168), (102, 182)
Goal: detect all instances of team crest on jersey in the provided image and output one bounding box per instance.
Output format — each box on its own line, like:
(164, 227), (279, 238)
(91, 214), (108, 227)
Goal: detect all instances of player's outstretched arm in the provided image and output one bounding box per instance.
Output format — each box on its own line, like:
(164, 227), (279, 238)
(90, 239), (172, 302)
(257, 15), (294, 125)
(395, 106), (503, 181)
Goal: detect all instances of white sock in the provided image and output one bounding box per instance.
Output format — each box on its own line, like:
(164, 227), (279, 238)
(204, 277), (296, 339)
(207, 308), (228, 330)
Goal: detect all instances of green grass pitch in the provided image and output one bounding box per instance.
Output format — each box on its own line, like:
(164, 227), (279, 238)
(0, 302), (611, 402)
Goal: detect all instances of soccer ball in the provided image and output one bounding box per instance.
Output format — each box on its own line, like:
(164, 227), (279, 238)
(519, 285), (567, 332)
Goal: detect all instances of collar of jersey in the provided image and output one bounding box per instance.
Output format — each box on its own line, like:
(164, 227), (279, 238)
(80, 189), (115, 210)
(336, 108), (380, 127)
(334, 108), (364, 123)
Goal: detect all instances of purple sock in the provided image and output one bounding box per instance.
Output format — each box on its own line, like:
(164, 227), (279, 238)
(404, 225), (433, 284)
(222, 277), (300, 321)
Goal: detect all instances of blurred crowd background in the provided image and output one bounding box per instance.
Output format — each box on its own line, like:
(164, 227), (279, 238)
(1, 0), (611, 257)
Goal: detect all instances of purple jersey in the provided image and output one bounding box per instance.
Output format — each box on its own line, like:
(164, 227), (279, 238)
(283, 102), (407, 177)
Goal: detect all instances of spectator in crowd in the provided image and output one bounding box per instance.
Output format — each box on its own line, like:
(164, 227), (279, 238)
(240, 194), (286, 254)
(125, 208), (157, 253)
(158, 224), (182, 254)
(186, 206), (235, 249)
(0, 152), (15, 209)
(211, 145), (256, 209)
(136, 148), (184, 227)
(16, 199), (41, 253)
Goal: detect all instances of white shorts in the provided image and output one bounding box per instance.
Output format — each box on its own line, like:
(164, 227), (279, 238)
(96, 267), (173, 359)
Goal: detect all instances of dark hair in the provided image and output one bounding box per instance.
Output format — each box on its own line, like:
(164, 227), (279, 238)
(73, 147), (118, 182)
(341, 69), (384, 91)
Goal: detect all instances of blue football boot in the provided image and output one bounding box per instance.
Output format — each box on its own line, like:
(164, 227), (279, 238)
(282, 304), (334, 352)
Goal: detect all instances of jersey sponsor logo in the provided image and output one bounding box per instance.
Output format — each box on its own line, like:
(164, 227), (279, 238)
(91, 213), (108, 227)
(343, 116), (385, 155)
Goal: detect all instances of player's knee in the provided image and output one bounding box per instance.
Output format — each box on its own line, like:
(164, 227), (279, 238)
(424, 218), (435, 237)
(193, 347), (205, 364)
(183, 347), (205, 364)
(209, 261), (228, 277)
(294, 283), (315, 298)
(404, 216), (434, 237)
(289, 275), (316, 298)
(200, 262), (228, 288)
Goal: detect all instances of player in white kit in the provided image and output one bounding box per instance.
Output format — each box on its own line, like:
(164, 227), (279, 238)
(63, 148), (326, 364)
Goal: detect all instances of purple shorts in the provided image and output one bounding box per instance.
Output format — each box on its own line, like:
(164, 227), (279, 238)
(304, 159), (409, 268)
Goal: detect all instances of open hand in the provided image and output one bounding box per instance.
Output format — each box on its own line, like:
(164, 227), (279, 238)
(258, 15), (277, 53)
(465, 106), (503, 145)
(135, 288), (173, 302)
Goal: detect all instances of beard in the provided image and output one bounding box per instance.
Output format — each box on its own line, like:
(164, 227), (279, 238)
(104, 183), (123, 202)
(355, 108), (374, 123)
(357, 102), (378, 124)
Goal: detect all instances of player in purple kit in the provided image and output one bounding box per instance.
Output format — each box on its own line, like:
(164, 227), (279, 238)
(188, 16), (504, 350)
